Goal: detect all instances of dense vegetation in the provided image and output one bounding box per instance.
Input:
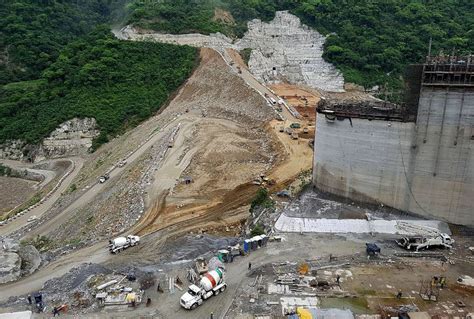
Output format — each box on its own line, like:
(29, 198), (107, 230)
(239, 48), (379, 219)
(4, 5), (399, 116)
(2, 0), (472, 148)
(127, 0), (278, 37)
(0, 27), (197, 147)
(0, 0), (116, 84)
(251, 187), (274, 210)
(1, 1), (197, 149)
(129, 0), (474, 88)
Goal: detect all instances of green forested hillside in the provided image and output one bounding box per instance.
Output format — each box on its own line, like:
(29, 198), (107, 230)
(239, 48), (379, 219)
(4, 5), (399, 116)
(129, 0), (474, 88)
(0, 28), (197, 147)
(0, 1), (197, 149)
(0, 0), (115, 84)
(1, 0), (472, 148)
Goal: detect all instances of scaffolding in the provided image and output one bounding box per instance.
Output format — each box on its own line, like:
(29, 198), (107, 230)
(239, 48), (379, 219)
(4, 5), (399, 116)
(422, 55), (474, 87)
(419, 279), (440, 302)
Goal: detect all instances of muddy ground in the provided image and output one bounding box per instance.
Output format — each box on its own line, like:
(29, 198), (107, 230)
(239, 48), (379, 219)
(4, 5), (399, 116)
(5, 228), (472, 318)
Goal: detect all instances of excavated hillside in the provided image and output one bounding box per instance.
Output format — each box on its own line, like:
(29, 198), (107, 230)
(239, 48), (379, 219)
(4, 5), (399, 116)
(39, 48), (280, 245)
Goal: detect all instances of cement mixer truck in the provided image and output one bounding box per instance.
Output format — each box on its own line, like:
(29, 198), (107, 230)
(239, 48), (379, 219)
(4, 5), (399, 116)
(108, 235), (140, 253)
(180, 268), (226, 309)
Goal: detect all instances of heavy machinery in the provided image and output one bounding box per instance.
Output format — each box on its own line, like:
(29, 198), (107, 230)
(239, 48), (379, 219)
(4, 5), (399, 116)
(99, 173), (110, 183)
(395, 221), (454, 251)
(180, 268), (226, 310)
(108, 235), (140, 253)
(366, 243), (381, 256)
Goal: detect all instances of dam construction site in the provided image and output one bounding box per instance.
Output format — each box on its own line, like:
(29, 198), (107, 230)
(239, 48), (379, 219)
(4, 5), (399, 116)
(0, 8), (473, 319)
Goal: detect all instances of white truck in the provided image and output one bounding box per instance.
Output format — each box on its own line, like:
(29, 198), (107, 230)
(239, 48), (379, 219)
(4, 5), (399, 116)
(108, 235), (140, 253)
(395, 221), (454, 251)
(180, 268), (226, 310)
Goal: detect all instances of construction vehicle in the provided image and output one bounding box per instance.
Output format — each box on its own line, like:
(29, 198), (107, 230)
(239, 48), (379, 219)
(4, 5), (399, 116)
(99, 174), (110, 183)
(108, 235), (140, 253)
(117, 160), (127, 167)
(195, 257), (208, 275)
(33, 293), (46, 313)
(366, 243), (381, 256)
(395, 221), (454, 251)
(180, 268), (226, 310)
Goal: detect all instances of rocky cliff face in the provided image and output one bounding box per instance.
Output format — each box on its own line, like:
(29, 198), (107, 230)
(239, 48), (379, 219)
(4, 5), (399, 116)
(0, 118), (100, 162)
(236, 11), (344, 92)
(119, 11), (344, 92)
(38, 117), (99, 160)
(0, 239), (40, 284)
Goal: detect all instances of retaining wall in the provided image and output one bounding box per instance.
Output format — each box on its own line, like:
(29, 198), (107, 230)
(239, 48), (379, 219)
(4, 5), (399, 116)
(313, 88), (474, 226)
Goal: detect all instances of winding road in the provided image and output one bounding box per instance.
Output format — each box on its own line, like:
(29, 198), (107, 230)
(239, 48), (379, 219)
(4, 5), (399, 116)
(0, 28), (299, 307)
(0, 158), (82, 237)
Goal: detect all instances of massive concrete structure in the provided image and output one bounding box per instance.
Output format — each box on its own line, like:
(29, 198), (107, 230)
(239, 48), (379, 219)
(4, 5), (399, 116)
(313, 56), (474, 226)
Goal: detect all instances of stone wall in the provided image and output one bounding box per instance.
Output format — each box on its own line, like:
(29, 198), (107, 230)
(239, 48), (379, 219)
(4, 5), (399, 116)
(313, 88), (474, 226)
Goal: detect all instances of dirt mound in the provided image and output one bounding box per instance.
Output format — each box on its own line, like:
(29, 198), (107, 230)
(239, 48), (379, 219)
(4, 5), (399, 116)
(43, 48), (278, 244)
(133, 48), (278, 236)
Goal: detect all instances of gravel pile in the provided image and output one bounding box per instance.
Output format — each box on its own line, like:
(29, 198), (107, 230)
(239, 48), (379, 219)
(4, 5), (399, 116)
(160, 234), (238, 262)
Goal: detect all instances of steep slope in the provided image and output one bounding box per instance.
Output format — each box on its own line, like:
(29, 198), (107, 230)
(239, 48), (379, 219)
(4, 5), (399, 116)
(0, 28), (197, 158)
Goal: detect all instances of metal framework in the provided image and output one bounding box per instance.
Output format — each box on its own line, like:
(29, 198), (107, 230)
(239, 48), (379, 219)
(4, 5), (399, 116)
(422, 55), (474, 87)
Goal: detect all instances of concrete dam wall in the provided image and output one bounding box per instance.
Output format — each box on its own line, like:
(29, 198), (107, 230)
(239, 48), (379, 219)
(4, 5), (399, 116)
(313, 58), (474, 226)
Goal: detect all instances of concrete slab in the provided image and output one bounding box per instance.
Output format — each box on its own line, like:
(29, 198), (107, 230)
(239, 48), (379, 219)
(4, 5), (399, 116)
(280, 296), (319, 314)
(275, 215), (450, 235)
(0, 311), (32, 319)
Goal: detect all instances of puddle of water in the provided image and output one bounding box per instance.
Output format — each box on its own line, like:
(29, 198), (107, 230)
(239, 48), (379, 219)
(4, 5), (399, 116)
(320, 297), (374, 314)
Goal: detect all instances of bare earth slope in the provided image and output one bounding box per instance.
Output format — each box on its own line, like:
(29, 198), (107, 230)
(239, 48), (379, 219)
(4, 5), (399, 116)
(43, 48), (278, 243)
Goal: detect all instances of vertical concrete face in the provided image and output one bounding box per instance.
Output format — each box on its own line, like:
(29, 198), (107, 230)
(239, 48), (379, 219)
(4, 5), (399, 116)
(313, 88), (474, 226)
(410, 88), (474, 224)
(313, 117), (416, 212)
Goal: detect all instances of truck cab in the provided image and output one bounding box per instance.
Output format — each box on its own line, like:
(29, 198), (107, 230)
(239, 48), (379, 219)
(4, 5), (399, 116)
(440, 233), (454, 245)
(180, 274), (227, 310)
(180, 285), (204, 309)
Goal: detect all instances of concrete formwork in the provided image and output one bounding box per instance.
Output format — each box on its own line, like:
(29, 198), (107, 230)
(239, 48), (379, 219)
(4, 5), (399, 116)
(313, 87), (474, 226)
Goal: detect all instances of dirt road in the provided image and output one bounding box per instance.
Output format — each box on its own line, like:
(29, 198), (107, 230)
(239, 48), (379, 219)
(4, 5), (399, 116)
(0, 158), (82, 237)
(0, 158), (59, 214)
(0, 240), (109, 301)
(0, 42), (311, 308)
(0, 159), (58, 189)
(24, 122), (180, 239)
